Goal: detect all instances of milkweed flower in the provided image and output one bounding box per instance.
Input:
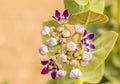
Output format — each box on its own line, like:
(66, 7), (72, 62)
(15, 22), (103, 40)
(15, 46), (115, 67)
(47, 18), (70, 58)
(81, 30), (95, 51)
(41, 59), (59, 79)
(40, 15), (96, 80)
(52, 9), (70, 24)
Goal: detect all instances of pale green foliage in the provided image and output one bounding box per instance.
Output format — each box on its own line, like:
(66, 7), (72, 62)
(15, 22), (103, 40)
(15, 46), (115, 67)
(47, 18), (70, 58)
(64, 0), (108, 25)
(68, 11), (108, 25)
(82, 64), (104, 83)
(79, 31), (118, 72)
(41, 0), (119, 84)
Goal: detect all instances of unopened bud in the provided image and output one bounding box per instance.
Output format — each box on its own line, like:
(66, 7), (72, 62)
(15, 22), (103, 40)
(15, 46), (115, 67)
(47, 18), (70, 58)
(39, 45), (48, 55)
(82, 51), (92, 61)
(57, 70), (67, 77)
(81, 60), (88, 67)
(41, 26), (50, 35)
(62, 30), (70, 37)
(70, 60), (77, 66)
(75, 24), (84, 34)
(60, 38), (67, 44)
(67, 42), (77, 51)
(46, 37), (57, 46)
(70, 69), (82, 79)
(57, 27), (64, 32)
(59, 54), (67, 62)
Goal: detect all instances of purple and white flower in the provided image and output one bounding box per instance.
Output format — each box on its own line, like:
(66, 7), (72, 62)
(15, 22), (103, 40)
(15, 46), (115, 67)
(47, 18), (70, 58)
(52, 9), (70, 24)
(41, 59), (59, 80)
(81, 30), (95, 51)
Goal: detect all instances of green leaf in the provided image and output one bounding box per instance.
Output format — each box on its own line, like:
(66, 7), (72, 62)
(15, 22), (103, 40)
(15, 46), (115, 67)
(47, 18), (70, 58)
(64, 0), (108, 24)
(79, 31), (118, 72)
(43, 20), (60, 27)
(64, 0), (89, 14)
(68, 10), (108, 25)
(82, 64), (104, 83)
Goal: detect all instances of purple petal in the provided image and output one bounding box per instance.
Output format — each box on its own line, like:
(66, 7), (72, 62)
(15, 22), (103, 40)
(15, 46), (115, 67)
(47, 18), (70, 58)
(63, 9), (69, 19)
(55, 10), (60, 18)
(41, 67), (49, 74)
(83, 30), (87, 37)
(87, 34), (94, 40)
(41, 60), (49, 65)
(88, 44), (95, 49)
(56, 65), (59, 70)
(52, 16), (57, 20)
(51, 71), (57, 80)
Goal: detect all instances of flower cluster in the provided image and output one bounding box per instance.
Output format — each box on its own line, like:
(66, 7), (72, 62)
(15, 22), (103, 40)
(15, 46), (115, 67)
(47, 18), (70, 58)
(39, 10), (95, 80)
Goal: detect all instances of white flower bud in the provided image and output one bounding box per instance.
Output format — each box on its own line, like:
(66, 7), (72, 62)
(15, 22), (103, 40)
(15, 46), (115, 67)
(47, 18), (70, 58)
(57, 27), (64, 32)
(57, 70), (67, 77)
(75, 24), (84, 34)
(67, 42), (77, 51)
(50, 27), (55, 32)
(82, 51), (92, 61)
(51, 32), (57, 37)
(39, 44), (48, 55)
(41, 26), (50, 35)
(70, 60), (77, 66)
(46, 37), (57, 46)
(62, 30), (70, 37)
(81, 61), (88, 67)
(60, 38), (66, 44)
(70, 69), (82, 79)
(59, 54), (67, 62)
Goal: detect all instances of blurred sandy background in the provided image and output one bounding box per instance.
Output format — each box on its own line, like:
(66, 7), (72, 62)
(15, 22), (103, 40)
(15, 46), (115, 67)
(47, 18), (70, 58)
(0, 0), (64, 84)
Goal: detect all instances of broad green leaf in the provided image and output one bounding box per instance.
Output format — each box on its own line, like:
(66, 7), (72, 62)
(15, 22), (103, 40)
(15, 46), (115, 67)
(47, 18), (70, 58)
(79, 31), (118, 72)
(75, 0), (104, 13)
(43, 20), (60, 27)
(64, 0), (89, 14)
(64, 0), (108, 24)
(75, 0), (89, 5)
(68, 10), (108, 25)
(82, 64), (104, 83)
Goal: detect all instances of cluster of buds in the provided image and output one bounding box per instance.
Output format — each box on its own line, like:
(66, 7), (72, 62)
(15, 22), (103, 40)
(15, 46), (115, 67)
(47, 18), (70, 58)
(39, 9), (95, 80)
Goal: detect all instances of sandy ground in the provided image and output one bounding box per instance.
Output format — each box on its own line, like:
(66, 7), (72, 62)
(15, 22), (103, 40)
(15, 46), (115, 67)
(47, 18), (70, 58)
(0, 0), (63, 84)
